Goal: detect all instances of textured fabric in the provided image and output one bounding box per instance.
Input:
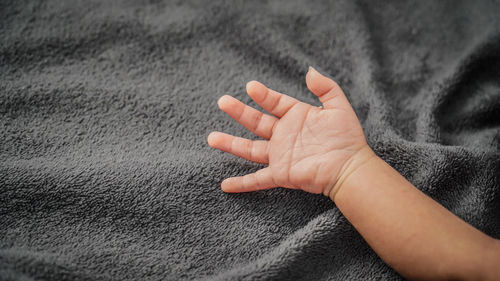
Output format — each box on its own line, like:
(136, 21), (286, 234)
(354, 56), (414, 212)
(1, 1), (500, 280)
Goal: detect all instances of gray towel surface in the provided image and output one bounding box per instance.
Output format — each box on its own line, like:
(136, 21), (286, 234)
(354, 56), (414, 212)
(1, 0), (500, 280)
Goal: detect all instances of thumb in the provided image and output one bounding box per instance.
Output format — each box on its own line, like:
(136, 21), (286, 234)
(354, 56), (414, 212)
(305, 66), (350, 110)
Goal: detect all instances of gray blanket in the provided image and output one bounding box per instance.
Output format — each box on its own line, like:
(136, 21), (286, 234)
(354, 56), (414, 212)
(1, 0), (500, 280)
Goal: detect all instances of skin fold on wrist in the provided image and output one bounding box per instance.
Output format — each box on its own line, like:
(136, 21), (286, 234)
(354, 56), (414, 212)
(325, 144), (378, 202)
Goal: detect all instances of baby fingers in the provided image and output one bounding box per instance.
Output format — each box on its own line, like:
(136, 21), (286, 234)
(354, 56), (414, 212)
(221, 167), (276, 193)
(305, 67), (349, 110)
(217, 95), (277, 139)
(246, 80), (300, 118)
(207, 132), (269, 164)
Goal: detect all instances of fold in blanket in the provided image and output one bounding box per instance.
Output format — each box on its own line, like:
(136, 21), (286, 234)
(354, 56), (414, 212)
(1, 0), (500, 280)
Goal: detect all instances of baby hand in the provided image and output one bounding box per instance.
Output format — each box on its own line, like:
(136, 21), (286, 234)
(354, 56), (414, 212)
(208, 67), (375, 199)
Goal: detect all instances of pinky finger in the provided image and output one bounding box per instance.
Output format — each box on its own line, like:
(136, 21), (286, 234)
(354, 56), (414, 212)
(221, 167), (276, 193)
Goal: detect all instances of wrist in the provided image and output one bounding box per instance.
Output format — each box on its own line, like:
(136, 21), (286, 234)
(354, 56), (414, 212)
(325, 144), (378, 202)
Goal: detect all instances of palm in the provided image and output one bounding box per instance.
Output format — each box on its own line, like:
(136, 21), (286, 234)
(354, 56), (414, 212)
(208, 68), (367, 195)
(269, 103), (365, 194)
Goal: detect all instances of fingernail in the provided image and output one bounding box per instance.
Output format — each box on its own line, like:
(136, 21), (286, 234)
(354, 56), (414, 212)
(207, 132), (217, 146)
(221, 179), (230, 192)
(217, 95), (230, 108)
(308, 66), (319, 75)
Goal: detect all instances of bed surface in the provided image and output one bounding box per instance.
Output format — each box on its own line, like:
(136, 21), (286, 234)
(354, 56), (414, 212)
(1, 1), (500, 280)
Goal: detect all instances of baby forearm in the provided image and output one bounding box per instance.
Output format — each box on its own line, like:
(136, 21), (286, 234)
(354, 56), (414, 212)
(208, 67), (500, 279)
(331, 152), (500, 280)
